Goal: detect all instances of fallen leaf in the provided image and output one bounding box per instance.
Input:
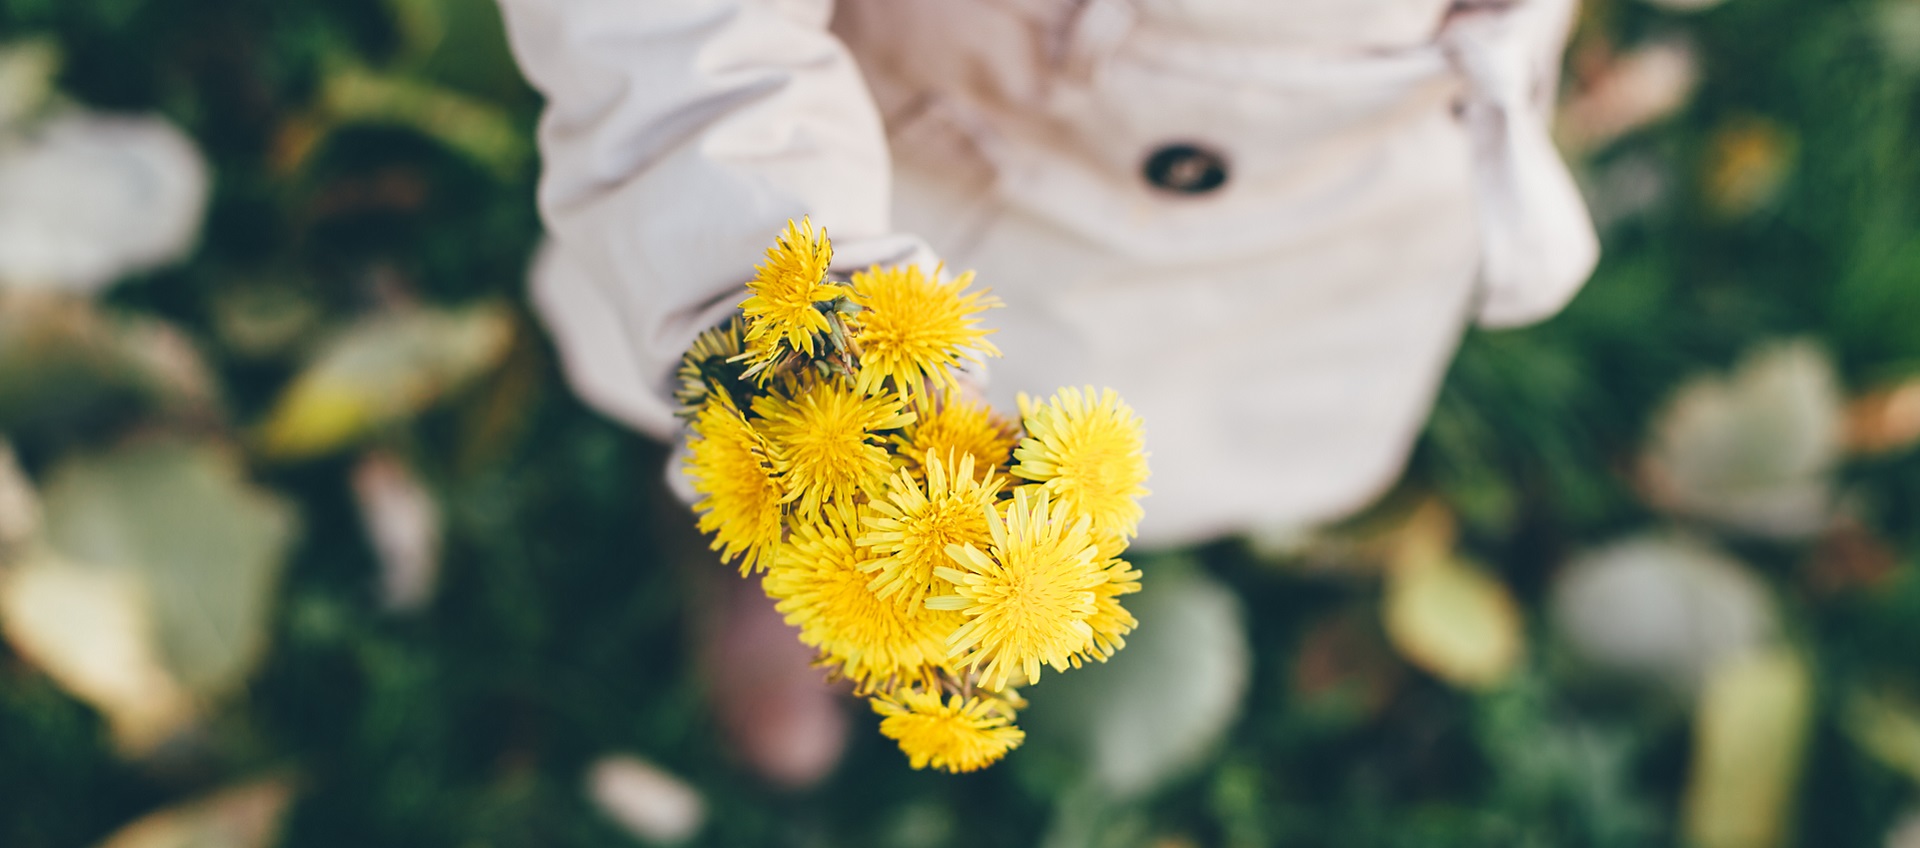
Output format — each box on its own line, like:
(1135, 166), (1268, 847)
(0, 38), (59, 129)
(93, 777), (295, 848)
(1558, 38), (1701, 155)
(1020, 562), (1250, 799)
(1260, 493), (1455, 577)
(586, 754), (707, 845)
(0, 551), (197, 753)
(40, 439), (296, 699)
(351, 450), (442, 612)
(311, 64), (528, 179)
(1888, 810), (1920, 848)
(257, 303), (514, 459)
(0, 110), (209, 293)
(1843, 688), (1920, 787)
(1702, 116), (1797, 219)
(1553, 532), (1776, 694)
(0, 437), (39, 558)
(1845, 377), (1920, 456)
(0, 292), (222, 434)
(1683, 650), (1812, 848)
(209, 281), (323, 360)
(1383, 547), (1524, 690)
(1639, 339), (1844, 539)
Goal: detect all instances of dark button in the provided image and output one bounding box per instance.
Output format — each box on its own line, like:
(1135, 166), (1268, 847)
(1143, 143), (1228, 194)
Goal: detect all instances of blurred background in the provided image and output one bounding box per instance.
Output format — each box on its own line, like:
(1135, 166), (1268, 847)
(2, 0), (1919, 845)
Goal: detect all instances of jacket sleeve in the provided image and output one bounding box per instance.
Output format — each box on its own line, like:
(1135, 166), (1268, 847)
(1442, 0), (1600, 329)
(498, 0), (934, 439)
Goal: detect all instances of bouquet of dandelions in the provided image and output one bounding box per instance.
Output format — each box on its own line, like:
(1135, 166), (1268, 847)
(676, 219), (1150, 773)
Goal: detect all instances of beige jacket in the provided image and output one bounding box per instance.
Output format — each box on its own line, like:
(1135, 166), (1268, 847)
(499, 0), (1597, 546)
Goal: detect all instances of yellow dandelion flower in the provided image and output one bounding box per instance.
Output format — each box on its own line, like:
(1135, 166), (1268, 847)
(682, 393), (782, 573)
(673, 315), (748, 414)
(930, 486), (1105, 691)
(1078, 557), (1142, 664)
(859, 452), (1002, 609)
(739, 218), (846, 374)
(764, 519), (958, 690)
(872, 689), (1025, 773)
(849, 265), (1000, 403)
(754, 378), (916, 523)
(895, 399), (1019, 479)
(1091, 527), (1130, 562)
(1013, 386), (1151, 539)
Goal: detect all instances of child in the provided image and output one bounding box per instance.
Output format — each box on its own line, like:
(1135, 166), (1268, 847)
(498, 0), (1596, 547)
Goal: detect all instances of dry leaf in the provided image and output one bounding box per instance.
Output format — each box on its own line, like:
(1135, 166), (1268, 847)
(94, 777), (295, 848)
(1683, 650), (1812, 848)
(0, 552), (197, 754)
(1845, 377), (1920, 456)
(1559, 38), (1701, 154)
(351, 450), (442, 612)
(0, 292), (223, 432)
(1640, 340), (1843, 539)
(1261, 494), (1455, 577)
(0, 437), (39, 558)
(1383, 542), (1524, 690)
(1702, 116), (1797, 218)
(586, 755), (707, 845)
(257, 303), (514, 459)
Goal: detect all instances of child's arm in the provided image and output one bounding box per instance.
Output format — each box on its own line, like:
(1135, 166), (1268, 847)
(497, 0), (933, 438)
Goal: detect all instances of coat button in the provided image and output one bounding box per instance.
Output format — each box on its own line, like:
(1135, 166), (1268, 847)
(1143, 143), (1228, 194)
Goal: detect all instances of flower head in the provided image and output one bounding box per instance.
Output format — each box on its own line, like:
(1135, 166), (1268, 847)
(674, 315), (748, 415)
(895, 399), (1019, 479)
(859, 452), (1002, 609)
(754, 378), (915, 524)
(849, 265), (1000, 404)
(682, 393), (783, 573)
(739, 218), (847, 377)
(764, 519), (959, 690)
(1013, 386), (1151, 539)
(1078, 557), (1142, 664)
(872, 689), (1025, 773)
(930, 486), (1105, 691)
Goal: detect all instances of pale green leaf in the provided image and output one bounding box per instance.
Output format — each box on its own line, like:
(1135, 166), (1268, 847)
(1683, 650), (1812, 848)
(40, 439), (296, 697)
(1640, 339), (1843, 539)
(1384, 549), (1524, 690)
(1020, 562), (1250, 799)
(257, 303), (514, 459)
